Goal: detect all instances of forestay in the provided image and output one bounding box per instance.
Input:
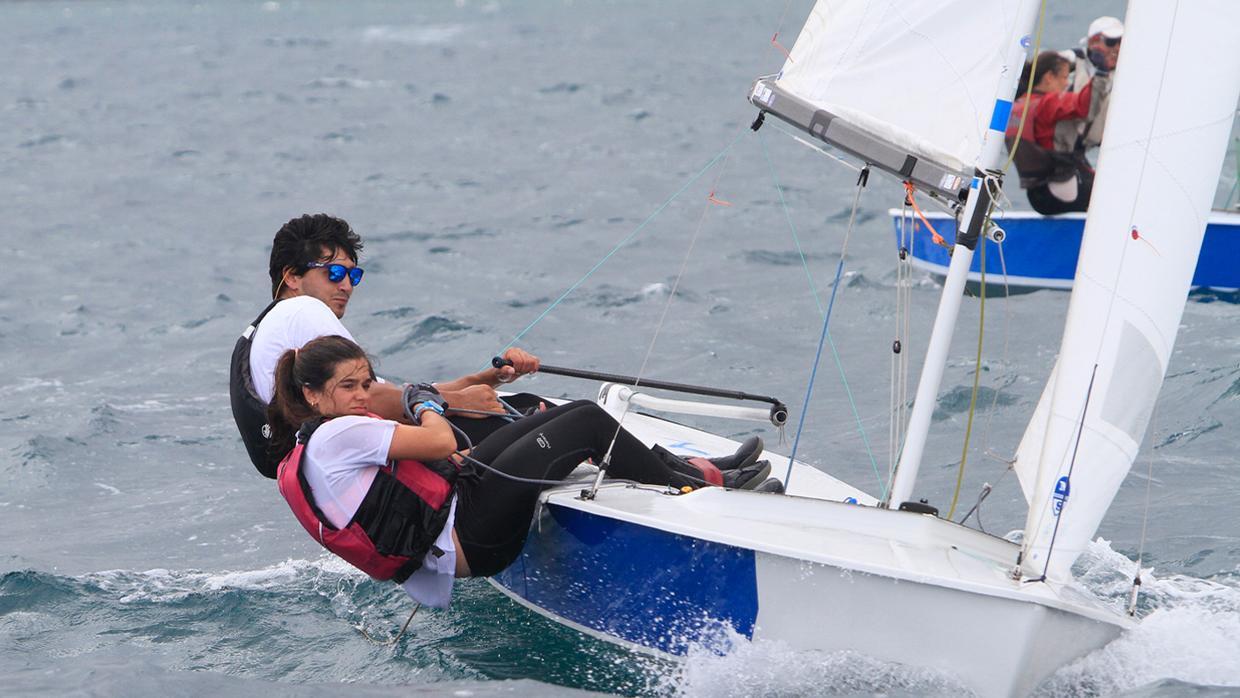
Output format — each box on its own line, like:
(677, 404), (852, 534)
(750, 0), (1040, 199)
(1016, 0), (1240, 582)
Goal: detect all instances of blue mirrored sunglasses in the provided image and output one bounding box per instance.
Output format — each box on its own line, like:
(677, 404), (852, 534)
(304, 262), (364, 286)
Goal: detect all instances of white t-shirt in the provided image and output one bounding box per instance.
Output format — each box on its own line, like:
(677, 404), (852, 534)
(249, 296), (356, 404)
(303, 415), (458, 608)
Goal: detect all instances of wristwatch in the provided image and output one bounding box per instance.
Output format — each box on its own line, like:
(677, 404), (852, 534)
(413, 400), (445, 424)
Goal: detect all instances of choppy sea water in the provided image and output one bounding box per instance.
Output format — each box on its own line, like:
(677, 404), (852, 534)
(3, 1), (1239, 696)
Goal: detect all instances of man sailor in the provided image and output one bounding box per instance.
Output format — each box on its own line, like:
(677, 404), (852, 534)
(229, 213), (542, 478)
(1053, 16), (1123, 161)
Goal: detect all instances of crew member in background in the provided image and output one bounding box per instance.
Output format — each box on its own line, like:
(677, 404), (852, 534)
(1006, 51), (1097, 215)
(229, 213), (543, 478)
(1053, 16), (1123, 161)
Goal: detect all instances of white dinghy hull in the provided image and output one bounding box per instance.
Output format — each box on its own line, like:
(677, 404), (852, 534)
(491, 413), (1129, 697)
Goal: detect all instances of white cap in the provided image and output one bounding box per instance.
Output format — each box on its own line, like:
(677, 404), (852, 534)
(1088, 16), (1124, 40)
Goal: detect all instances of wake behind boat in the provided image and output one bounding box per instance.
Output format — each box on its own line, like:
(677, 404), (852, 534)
(489, 0), (1240, 695)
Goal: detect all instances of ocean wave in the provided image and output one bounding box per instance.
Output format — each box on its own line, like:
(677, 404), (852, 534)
(379, 316), (474, 356)
(659, 538), (1240, 697)
(361, 25), (465, 46)
(667, 630), (967, 697)
(4, 538), (1239, 696)
(304, 77), (388, 90)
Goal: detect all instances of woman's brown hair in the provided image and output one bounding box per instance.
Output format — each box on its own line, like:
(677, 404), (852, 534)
(266, 335), (373, 459)
(1018, 51), (1071, 95)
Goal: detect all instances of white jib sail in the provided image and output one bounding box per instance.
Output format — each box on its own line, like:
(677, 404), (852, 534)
(1017, 0), (1240, 582)
(774, 0), (1038, 175)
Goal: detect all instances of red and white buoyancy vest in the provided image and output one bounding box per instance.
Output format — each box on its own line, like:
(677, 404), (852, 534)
(276, 418), (458, 584)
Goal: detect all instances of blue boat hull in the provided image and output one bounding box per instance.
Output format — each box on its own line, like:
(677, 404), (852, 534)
(892, 210), (1240, 291)
(492, 502), (759, 656)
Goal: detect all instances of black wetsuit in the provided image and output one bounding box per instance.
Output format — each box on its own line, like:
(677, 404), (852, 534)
(453, 400), (693, 576)
(449, 392), (544, 449)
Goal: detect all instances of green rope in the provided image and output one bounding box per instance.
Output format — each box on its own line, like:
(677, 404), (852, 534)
(760, 133), (884, 496)
(947, 210), (991, 520)
(1002, 0), (1049, 175)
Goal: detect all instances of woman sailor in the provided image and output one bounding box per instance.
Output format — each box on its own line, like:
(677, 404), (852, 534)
(267, 335), (769, 607)
(1006, 51), (1098, 215)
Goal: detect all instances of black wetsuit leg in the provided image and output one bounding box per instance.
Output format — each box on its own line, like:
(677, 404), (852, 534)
(1027, 164), (1093, 215)
(446, 392), (545, 449)
(453, 399), (691, 576)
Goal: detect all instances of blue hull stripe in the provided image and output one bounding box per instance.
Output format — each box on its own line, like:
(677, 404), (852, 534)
(893, 214), (1240, 288)
(493, 504), (759, 656)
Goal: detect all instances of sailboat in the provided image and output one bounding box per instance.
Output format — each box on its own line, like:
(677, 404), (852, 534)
(889, 208), (1240, 292)
(489, 1), (1240, 694)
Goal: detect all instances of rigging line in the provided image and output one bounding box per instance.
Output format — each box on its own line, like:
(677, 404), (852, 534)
(979, 179), (1014, 464)
(1032, 363), (1099, 582)
(900, 215), (911, 479)
(1088, 3), (1179, 369)
(357, 603), (420, 646)
(1001, 0), (1049, 175)
(760, 136), (882, 493)
(782, 171), (877, 493)
(769, 0), (796, 61)
(889, 203), (917, 495)
(1129, 402), (1158, 616)
(597, 139), (739, 481)
(1228, 137), (1240, 208)
(900, 206), (914, 458)
(768, 121), (863, 173)
(890, 204), (913, 490)
(903, 183), (947, 247)
(495, 127), (749, 359)
(761, 134), (823, 317)
(947, 206), (990, 520)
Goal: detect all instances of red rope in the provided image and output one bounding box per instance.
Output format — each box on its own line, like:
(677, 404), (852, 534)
(904, 182), (948, 248)
(771, 33), (794, 62)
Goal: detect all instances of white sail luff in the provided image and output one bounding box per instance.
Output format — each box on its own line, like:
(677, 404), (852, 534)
(1019, 0), (1240, 581)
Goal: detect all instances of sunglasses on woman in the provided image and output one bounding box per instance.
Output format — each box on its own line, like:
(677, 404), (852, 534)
(305, 262), (365, 286)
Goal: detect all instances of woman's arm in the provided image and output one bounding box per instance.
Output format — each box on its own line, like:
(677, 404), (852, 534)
(387, 412), (458, 461)
(1044, 80), (1094, 122)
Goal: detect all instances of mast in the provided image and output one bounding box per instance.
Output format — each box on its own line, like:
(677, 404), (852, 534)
(746, 0), (1045, 507)
(885, 3), (1041, 509)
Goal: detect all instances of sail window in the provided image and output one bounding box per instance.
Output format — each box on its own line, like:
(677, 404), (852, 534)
(1100, 321), (1163, 444)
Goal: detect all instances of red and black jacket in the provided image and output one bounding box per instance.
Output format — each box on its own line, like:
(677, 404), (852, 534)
(1004, 85), (1094, 189)
(276, 418), (458, 583)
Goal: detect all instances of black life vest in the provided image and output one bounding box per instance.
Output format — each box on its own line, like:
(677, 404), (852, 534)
(276, 417), (459, 584)
(229, 300), (281, 478)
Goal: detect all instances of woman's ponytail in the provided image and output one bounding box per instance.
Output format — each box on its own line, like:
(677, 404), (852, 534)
(268, 349), (311, 458)
(265, 336), (372, 460)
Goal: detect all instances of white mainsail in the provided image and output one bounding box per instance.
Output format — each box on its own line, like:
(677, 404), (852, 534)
(752, 0), (1040, 198)
(1017, 0), (1240, 581)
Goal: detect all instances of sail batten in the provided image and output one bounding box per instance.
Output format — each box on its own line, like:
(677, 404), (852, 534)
(1017, 0), (1240, 581)
(750, 0), (1039, 199)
